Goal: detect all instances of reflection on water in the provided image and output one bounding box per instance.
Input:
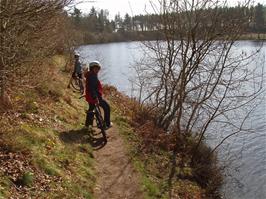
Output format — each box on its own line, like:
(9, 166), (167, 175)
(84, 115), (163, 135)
(78, 41), (266, 199)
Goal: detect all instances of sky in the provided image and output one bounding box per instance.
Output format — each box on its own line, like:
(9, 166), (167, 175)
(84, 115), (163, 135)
(74, 0), (154, 19)
(74, 0), (265, 20)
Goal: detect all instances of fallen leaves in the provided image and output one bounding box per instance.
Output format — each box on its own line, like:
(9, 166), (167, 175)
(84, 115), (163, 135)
(0, 147), (63, 198)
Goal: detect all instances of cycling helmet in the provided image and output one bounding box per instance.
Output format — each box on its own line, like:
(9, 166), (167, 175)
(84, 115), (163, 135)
(82, 63), (89, 71)
(89, 61), (101, 70)
(74, 52), (80, 58)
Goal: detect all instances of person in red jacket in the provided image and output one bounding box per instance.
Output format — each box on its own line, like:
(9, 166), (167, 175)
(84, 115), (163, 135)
(85, 61), (111, 129)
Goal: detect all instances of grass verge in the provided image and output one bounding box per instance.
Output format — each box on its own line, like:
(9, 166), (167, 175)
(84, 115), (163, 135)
(0, 55), (95, 198)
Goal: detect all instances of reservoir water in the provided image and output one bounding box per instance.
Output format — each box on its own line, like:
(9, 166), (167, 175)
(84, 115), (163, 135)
(78, 41), (266, 199)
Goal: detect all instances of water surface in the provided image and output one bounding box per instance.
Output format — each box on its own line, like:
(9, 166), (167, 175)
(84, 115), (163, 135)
(78, 41), (266, 199)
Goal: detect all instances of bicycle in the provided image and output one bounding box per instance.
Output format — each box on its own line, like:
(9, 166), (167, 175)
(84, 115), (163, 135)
(92, 104), (107, 142)
(80, 96), (107, 142)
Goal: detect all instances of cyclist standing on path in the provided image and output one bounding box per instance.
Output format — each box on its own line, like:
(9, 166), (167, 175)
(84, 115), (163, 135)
(84, 61), (112, 129)
(73, 53), (82, 78)
(67, 53), (84, 92)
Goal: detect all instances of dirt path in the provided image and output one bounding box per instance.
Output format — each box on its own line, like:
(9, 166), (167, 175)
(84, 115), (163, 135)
(93, 125), (144, 199)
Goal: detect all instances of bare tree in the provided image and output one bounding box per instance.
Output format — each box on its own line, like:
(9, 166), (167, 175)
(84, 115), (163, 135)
(0, 0), (73, 105)
(133, 0), (264, 196)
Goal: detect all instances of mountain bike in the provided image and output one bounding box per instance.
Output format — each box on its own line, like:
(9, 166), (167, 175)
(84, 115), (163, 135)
(93, 104), (107, 142)
(80, 96), (107, 142)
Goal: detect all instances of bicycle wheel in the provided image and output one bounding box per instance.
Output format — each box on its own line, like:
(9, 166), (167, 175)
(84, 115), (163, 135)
(94, 106), (107, 141)
(70, 77), (83, 93)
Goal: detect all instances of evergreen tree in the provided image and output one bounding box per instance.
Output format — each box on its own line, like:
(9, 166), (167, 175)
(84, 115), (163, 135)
(254, 3), (265, 32)
(123, 13), (132, 31)
(114, 14), (124, 32)
(72, 7), (82, 27)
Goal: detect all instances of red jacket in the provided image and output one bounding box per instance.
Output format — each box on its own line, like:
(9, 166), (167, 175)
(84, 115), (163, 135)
(85, 71), (103, 104)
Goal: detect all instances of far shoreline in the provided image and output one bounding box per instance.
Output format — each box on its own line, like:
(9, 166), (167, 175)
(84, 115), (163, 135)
(78, 32), (266, 46)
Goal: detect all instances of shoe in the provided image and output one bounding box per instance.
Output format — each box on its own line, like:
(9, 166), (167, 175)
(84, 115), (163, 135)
(83, 125), (93, 132)
(105, 122), (113, 130)
(88, 125), (93, 131)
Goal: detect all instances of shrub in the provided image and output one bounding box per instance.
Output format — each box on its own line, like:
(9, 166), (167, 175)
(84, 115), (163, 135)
(16, 172), (34, 187)
(191, 142), (223, 198)
(25, 100), (39, 114)
(36, 82), (63, 101)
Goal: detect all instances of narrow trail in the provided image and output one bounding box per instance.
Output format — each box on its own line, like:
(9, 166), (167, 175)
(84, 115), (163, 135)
(93, 125), (144, 199)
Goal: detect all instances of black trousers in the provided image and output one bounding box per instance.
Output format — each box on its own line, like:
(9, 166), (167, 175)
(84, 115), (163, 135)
(85, 98), (111, 127)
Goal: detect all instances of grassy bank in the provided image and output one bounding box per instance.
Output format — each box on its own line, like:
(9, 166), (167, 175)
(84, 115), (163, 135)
(0, 55), (95, 198)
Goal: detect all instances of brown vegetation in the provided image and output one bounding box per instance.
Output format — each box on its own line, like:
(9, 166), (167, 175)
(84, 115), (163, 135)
(0, 3), (92, 196)
(0, 0), (78, 108)
(104, 85), (223, 198)
(0, 55), (96, 198)
(129, 0), (263, 197)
